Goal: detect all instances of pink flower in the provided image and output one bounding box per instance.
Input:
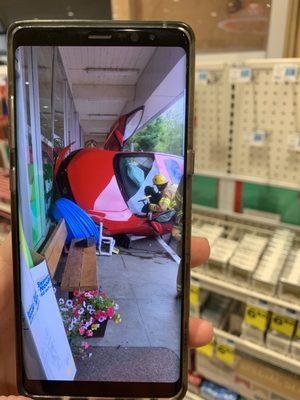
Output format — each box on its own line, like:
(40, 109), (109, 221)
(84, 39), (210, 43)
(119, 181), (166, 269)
(101, 290), (107, 298)
(95, 310), (105, 319)
(73, 289), (80, 297)
(74, 309), (80, 318)
(81, 341), (89, 349)
(78, 327), (85, 336)
(106, 307), (114, 318)
(86, 330), (93, 337)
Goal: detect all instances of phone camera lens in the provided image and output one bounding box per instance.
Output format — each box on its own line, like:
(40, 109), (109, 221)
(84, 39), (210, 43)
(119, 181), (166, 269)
(149, 34), (156, 41)
(130, 32), (139, 42)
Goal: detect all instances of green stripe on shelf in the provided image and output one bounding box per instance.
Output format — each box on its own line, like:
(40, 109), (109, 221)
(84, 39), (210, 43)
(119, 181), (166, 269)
(192, 175), (218, 208)
(242, 183), (300, 226)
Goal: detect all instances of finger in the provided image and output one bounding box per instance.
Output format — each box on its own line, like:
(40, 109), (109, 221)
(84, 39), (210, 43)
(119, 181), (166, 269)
(190, 236), (210, 268)
(189, 317), (213, 347)
(0, 233), (12, 264)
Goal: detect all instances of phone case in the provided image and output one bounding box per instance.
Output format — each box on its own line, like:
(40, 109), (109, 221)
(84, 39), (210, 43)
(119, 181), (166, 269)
(7, 20), (195, 399)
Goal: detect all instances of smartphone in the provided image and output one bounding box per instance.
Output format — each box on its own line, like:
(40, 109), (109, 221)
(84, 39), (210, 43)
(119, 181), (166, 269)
(8, 20), (195, 399)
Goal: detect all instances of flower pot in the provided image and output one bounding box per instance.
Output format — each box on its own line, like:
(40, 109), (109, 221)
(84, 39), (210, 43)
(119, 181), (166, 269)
(92, 318), (108, 338)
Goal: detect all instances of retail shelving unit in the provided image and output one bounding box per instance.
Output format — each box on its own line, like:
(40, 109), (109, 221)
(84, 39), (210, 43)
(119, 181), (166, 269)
(189, 204), (300, 398)
(191, 63), (300, 394)
(185, 391), (205, 400)
(191, 270), (300, 314)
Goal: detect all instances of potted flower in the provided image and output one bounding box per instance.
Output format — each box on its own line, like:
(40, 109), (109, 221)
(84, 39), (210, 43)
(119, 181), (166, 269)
(58, 289), (121, 358)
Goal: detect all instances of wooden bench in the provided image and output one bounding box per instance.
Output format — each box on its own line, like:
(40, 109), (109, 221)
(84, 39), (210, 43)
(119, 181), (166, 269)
(61, 238), (98, 292)
(42, 219), (98, 293)
(42, 219), (67, 279)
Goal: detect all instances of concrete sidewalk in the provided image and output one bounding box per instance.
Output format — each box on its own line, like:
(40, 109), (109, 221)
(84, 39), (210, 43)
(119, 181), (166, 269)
(89, 238), (181, 356)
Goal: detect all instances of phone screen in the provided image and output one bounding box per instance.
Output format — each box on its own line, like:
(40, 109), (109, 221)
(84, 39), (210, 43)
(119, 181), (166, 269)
(14, 40), (188, 391)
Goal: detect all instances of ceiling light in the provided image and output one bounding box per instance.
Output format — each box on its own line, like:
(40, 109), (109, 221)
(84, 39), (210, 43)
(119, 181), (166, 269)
(84, 67), (140, 75)
(87, 113), (118, 117)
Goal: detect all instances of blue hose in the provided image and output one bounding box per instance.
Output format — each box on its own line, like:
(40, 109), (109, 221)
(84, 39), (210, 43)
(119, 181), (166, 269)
(52, 198), (99, 245)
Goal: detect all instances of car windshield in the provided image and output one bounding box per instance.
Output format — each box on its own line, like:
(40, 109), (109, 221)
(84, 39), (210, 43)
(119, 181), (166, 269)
(164, 158), (182, 184)
(116, 154), (159, 215)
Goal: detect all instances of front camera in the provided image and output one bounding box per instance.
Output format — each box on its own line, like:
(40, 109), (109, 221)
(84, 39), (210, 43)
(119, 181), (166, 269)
(130, 32), (139, 42)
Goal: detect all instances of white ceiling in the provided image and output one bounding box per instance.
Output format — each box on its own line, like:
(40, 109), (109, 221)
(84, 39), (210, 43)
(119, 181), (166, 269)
(59, 46), (156, 138)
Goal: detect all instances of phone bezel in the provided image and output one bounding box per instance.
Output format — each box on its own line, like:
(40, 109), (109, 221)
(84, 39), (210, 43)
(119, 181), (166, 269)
(7, 20), (195, 399)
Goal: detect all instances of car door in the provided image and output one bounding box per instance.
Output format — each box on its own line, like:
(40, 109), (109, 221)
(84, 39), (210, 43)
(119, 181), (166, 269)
(103, 106), (144, 151)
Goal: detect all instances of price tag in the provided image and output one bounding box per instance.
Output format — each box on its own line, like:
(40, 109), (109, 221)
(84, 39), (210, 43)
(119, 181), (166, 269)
(229, 67), (251, 83)
(270, 313), (297, 337)
(215, 340), (235, 365)
(198, 69), (208, 84)
(288, 133), (300, 152)
(190, 283), (200, 317)
(249, 130), (267, 147)
(273, 64), (298, 82)
(190, 284), (199, 306)
(295, 323), (300, 339)
(244, 302), (269, 331)
(196, 342), (214, 358)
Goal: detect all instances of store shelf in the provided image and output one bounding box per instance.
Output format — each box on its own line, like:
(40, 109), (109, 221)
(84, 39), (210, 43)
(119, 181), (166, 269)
(195, 170), (300, 191)
(0, 202), (10, 219)
(185, 391), (205, 400)
(194, 362), (244, 400)
(192, 204), (300, 234)
(191, 270), (300, 313)
(214, 328), (300, 375)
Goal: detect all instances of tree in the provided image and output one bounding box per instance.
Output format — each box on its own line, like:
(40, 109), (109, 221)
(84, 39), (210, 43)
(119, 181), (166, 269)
(125, 97), (185, 156)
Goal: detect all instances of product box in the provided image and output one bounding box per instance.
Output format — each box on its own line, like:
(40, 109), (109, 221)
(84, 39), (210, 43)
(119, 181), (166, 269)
(195, 351), (300, 400)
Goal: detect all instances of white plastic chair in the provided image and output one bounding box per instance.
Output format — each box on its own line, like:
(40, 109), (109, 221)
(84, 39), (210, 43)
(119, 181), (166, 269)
(98, 222), (115, 256)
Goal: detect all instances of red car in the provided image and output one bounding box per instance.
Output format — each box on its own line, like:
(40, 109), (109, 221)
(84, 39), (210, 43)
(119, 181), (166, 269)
(55, 107), (183, 236)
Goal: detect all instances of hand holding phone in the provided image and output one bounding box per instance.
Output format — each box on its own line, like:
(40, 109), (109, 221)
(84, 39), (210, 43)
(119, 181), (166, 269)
(8, 20), (198, 398)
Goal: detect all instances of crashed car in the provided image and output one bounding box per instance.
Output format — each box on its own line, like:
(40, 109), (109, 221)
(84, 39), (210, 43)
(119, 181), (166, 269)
(55, 107), (183, 236)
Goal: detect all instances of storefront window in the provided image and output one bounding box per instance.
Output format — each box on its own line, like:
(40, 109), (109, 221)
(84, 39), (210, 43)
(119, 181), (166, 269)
(37, 46), (53, 142)
(36, 47), (55, 223)
(22, 47), (44, 246)
(67, 87), (73, 146)
(54, 51), (65, 146)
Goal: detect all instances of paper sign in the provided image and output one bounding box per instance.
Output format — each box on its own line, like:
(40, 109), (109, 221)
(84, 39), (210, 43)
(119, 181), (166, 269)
(198, 70), (209, 84)
(244, 303), (269, 331)
(197, 342), (214, 358)
(20, 228), (76, 380)
(273, 64), (298, 82)
(296, 323), (300, 339)
(216, 339), (235, 365)
(288, 133), (300, 152)
(190, 283), (200, 317)
(190, 284), (199, 306)
(249, 130), (267, 147)
(229, 67), (251, 83)
(270, 313), (297, 337)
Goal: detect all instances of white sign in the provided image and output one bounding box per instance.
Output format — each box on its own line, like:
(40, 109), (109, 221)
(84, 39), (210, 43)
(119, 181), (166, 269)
(249, 130), (267, 147)
(229, 67), (252, 83)
(273, 64), (298, 83)
(198, 69), (209, 85)
(288, 133), (300, 152)
(21, 250), (76, 380)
